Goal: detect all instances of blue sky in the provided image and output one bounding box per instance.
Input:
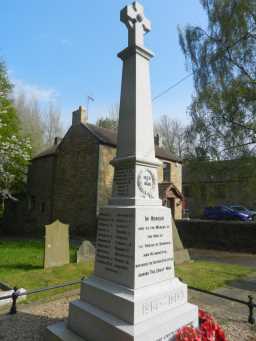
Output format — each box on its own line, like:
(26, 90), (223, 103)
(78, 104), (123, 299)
(1, 1), (207, 129)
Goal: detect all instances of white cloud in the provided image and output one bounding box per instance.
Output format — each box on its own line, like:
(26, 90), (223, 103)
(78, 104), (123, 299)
(12, 78), (58, 102)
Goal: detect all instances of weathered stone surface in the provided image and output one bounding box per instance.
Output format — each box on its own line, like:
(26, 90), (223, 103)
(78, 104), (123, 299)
(77, 241), (95, 264)
(44, 220), (70, 269)
(52, 124), (99, 237)
(172, 218), (190, 264)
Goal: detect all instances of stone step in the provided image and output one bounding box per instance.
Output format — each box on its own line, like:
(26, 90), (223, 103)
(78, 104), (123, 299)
(67, 299), (198, 341)
(46, 322), (85, 341)
(80, 276), (188, 324)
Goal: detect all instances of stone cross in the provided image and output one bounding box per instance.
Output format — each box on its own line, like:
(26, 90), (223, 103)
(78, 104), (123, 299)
(121, 1), (151, 47)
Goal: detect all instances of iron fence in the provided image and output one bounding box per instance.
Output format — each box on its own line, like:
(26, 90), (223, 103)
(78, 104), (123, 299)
(0, 278), (255, 325)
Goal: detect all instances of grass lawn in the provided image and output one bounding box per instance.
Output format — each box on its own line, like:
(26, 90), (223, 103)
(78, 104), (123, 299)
(176, 260), (255, 291)
(0, 240), (255, 303)
(0, 239), (93, 302)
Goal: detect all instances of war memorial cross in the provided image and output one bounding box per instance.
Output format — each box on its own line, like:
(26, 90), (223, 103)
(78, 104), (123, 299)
(121, 1), (151, 46)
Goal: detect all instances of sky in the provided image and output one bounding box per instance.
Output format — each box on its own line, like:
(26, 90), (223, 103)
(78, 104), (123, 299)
(0, 1), (207, 130)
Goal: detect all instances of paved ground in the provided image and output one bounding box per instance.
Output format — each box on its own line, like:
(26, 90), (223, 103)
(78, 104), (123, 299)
(189, 248), (256, 268)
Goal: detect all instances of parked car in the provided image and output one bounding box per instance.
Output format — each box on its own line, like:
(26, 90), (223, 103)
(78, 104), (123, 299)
(228, 205), (256, 220)
(203, 205), (253, 221)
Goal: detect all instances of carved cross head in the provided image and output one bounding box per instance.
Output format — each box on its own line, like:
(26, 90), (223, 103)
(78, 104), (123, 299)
(121, 1), (151, 47)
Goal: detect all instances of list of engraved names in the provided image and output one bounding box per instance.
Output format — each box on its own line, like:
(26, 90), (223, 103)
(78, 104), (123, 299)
(135, 214), (174, 283)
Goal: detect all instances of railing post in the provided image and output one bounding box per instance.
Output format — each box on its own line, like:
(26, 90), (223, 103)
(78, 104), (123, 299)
(9, 287), (18, 315)
(248, 295), (255, 325)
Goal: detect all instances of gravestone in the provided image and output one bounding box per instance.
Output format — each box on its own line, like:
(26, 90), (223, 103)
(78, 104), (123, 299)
(44, 220), (70, 269)
(77, 241), (95, 264)
(46, 2), (198, 340)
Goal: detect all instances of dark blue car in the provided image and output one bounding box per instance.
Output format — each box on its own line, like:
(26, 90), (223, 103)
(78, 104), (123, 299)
(203, 205), (253, 221)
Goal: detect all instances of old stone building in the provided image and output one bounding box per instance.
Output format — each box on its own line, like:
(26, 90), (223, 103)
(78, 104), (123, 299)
(5, 107), (183, 237)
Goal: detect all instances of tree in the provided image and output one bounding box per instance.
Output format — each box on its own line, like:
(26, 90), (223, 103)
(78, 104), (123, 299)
(155, 115), (187, 158)
(14, 92), (64, 155)
(43, 103), (64, 147)
(96, 103), (119, 130)
(179, 0), (256, 160)
(0, 61), (31, 212)
(14, 92), (45, 155)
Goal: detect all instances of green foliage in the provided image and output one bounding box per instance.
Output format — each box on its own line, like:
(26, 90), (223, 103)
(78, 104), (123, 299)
(0, 62), (19, 139)
(179, 0), (256, 160)
(0, 61), (32, 202)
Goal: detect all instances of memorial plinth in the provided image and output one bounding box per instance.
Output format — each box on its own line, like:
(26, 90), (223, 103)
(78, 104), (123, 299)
(46, 2), (198, 340)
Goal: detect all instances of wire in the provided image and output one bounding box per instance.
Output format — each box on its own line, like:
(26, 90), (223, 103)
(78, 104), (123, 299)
(152, 27), (256, 103)
(152, 72), (193, 102)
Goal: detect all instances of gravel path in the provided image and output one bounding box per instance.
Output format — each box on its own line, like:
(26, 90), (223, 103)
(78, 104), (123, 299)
(0, 291), (255, 341)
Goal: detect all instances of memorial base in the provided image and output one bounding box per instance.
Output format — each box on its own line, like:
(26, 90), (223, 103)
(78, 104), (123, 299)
(46, 302), (197, 341)
(46, 276), (198, 341)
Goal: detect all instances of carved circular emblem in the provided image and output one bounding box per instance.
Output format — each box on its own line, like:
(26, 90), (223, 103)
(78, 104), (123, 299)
(137, 169), (156, 198)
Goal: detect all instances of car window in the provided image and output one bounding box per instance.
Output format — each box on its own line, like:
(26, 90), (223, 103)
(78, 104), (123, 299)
(232, 206), (246, 211)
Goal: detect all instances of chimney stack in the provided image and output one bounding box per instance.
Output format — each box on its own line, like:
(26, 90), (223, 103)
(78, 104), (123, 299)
(72, 106), (87, 126)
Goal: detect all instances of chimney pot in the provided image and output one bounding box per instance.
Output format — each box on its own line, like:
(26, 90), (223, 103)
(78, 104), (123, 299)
(72, 106), (87, 126)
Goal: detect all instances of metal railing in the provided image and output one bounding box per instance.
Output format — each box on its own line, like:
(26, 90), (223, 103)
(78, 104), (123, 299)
(0, 278), (255, 324)
(0, 278), (83, 314)
(188, 285), (255, 325)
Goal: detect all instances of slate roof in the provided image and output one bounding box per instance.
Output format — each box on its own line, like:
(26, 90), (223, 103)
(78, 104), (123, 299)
(85, 124), (181, 162)
(33, 144), (59, 160)
(33, 123), (181, 163)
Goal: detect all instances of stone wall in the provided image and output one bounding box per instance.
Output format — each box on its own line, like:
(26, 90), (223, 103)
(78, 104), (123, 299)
(97, 145), (116, 212)
(25, 155), (56, 234)
(52, 125), (99, 237)
(157, 160), (182, 191)
(172, 162), (182, 219)
(2, 155), (56, 235)
(176, 219), (256, 253)
(158, 160), (182, 219)
(171, 162), (182, 192)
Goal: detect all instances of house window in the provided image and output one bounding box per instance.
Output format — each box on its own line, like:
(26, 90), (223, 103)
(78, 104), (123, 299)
(163, 162), (171, 182)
